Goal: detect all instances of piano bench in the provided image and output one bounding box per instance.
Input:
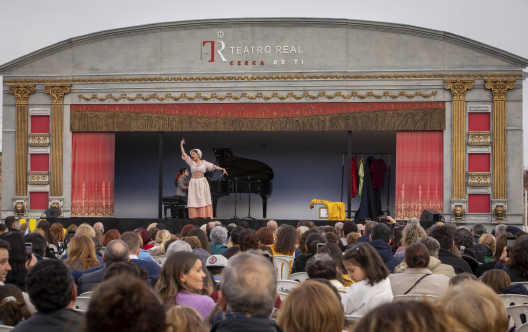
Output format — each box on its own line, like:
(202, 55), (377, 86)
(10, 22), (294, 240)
(164, 204), (187, 219)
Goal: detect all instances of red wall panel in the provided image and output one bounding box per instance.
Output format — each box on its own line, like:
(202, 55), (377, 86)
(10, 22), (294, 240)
(468, 154), (490, 172)
(468, 194), (491, 213)
(31, 116), (50, 133)
(30, 192), (48, 210)
(30, 154), (49, 172)
(468, 113), (490, 131)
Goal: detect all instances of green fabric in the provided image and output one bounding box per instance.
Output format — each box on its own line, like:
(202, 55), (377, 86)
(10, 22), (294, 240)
(210, 244), (228, 255)
(484, 255), (492, 263)
(358, 159), (365, 197)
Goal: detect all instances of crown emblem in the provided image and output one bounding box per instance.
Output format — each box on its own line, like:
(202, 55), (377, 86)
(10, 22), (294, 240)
(217, 31), (224, 38)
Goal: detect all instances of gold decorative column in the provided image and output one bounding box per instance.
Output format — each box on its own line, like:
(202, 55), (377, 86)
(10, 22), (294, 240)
(444, 79), (474, 199)
(8, 85), (35, 197)
(44, 84), (71, 197)
(485, 79), (515, 200)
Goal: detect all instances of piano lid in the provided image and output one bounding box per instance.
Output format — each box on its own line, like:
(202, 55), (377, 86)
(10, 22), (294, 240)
(213, 148), (274, 181)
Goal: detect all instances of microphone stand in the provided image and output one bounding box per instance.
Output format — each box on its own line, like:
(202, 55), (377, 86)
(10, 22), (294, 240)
(233, 177), (238, 219)
(244, 176), (256, 220)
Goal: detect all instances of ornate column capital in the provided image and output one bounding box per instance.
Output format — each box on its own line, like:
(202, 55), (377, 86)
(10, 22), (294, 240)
(8, 85), (35, 104)
(44, 84), (71, 104)
(444, 79), (474, 101)
(485, 79), (515, 101)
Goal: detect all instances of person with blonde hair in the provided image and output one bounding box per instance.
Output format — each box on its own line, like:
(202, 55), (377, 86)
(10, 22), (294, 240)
(478, 233), (495, 262)
(154, 230), (172, 256)
(394, 224), (427, 260)
(439, 281), (508, 332)
(166, 306), (208, 332)
(64, 235), (100, 270)
(76, 223), (96, 238)
(278, 280), (344, 332)
(354, 300), (465, 332)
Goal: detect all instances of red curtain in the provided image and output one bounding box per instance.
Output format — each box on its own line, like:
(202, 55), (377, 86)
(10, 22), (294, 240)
(71, 133), (115, 217)
(395, 131), (443, 219)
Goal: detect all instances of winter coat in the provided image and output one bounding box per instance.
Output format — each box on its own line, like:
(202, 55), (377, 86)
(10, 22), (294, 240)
(369, 239), (402, 273)
(437, 249), (472, 275)
(393, 256), (455, 277)
(389, 268), (450, 297)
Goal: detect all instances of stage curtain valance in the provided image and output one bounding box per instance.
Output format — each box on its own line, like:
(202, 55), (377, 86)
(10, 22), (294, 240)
(70, 102), (445, 132)
(395, 131), (443, 220)
(71, 133), (115, 217)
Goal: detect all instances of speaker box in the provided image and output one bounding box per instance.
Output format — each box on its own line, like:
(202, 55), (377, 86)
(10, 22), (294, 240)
(419, 209), (442, 229)
(44, 206), (60, 219)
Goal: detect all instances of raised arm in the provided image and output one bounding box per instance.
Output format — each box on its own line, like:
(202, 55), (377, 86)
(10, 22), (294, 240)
(180, 139), (187, 158)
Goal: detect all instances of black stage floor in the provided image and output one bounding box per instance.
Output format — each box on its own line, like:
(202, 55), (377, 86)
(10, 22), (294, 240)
(50, 218), (351, 235)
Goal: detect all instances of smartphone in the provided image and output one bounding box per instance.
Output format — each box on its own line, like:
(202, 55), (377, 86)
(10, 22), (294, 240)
(506, 236), (516, 257)
(317, 243), (327, 254)
(25, 242), (32, 259)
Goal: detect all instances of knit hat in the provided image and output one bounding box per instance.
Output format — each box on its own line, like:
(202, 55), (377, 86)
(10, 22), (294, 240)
(206, 254), (228, 267)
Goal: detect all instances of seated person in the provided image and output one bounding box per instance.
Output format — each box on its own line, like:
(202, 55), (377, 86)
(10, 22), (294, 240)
(206, 255), (228, 282)
(23, 233), (48, 261)
(482, 269), (528, 295)
(0, 284), (32, 326)
(120, 232), (161, 280)
(12, 260), (83, 332)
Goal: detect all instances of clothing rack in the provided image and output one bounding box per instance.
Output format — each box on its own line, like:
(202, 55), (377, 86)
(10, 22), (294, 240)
(340, 152), (393, 217)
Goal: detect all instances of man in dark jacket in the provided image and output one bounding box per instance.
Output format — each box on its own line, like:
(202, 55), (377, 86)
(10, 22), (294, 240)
(120, 232), (161, 279)
(212, 253), (283, 332)
(455, 227), (485, 264)
(78, 239), (129, 294)
(471, 223), (486, 245)
(353, 221), (378, 245)
(368, 223), (402, 273)
(5, 216), (20, 232)
(12, 260), (83, 332)
(431, 224), (472, 274)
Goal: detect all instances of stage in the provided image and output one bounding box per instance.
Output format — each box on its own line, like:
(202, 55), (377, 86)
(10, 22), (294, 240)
(48, 218), (347, 235)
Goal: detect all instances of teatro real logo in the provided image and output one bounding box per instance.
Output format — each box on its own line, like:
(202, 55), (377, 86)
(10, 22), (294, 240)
(201, 31), (304, 66)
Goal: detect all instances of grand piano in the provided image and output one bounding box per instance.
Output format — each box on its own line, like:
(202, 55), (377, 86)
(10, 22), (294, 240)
(209, 148), (274, 219)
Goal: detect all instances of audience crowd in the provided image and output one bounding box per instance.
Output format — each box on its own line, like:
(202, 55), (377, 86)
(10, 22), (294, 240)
(0, 214), (525, 332)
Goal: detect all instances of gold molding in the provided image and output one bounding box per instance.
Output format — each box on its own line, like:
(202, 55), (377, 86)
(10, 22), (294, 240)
(77, 90), (437, 102)
(2, 73), (522, 84)
(28, 171), (49, 185)
(29, 133), (50, 147)
(486, 79), (515, 200)
(45, 84), (71, 197)
(468, 172), (491, 187)
(468, 131), (491, 146)
(70, 108), (445, 132)
(445, 79), (473, 200)
(9, 85), (35, 197)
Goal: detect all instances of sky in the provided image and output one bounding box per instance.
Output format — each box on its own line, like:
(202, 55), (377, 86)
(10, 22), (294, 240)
(1, 0), (527, 163)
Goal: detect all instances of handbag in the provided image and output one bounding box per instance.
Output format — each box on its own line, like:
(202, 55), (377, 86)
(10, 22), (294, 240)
(403, 274), (430, 295)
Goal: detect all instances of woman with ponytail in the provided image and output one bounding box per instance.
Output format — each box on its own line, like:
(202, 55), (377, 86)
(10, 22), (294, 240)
(175, 167), (189, 197)
(389, 243), (449, 297)
(0, 284), (32, 326)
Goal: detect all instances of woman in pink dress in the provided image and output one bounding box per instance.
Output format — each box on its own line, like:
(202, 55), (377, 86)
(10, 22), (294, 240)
(180, 139), (228, 218)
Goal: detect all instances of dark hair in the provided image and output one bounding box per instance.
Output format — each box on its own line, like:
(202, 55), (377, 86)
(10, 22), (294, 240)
(343, 221), (358, 235)
(36, 220), (57, 246)
(256, 227), (274, 245)
(392, 224), (405, 251)
(325, 232), (338, 244)
(0, 284), (32, 326)
(156, 252), (201, 306)
(472, 224), (486, 236)
(85, 276), (166, 332)
(365, 221), (378, 235)
(229, 226), (244, 246)
(320, 242), (345, 268)
(91, 236), (103, 252)
(134, 229), (151, 249)
(207, 266), (225, 276)
(274, 225), (297, 255)
(179, 224), (195, 238)
(507, 235), (528, 278)
(188, 229), (210, 252)
(103, 262), (148, 282)
(5, 216), (16, 229)
(26, 260), (73, 312)
(298, 220), (315, 229)
(306, 233), (326, 255)
(481, 269), (511, 294)
(156, 222), (167, 230)
(371, 223), (392, 243)
(454, 227), (474, 249)
(299, 228), (322, 254)
(24, 232), (47, 257)
(239, 221), (250, 229)
(102, 229), (121, 247)
(343, 243), (389, 286)
(491, 233), (513, 263)
(0, 239), (9, 251)
(178, 167), (187, 177)
(449, 273), (477, 286)
(0, 224), (7, 233)
(404, 243), (430, 268)
(240, 229), (260, 252)
(149, 228), (159, 242)
(431, 224), (455, 250)
(0, 232), (29, 291)
(306, 254), (338, 280)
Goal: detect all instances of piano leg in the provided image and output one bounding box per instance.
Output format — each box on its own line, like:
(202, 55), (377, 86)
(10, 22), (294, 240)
(212, 196), (220, 219)
(262, 197), (268, 220)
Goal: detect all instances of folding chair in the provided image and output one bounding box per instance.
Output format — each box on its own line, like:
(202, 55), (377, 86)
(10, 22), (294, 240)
(499, 294), (528, 307)
(273, 256), (293, 280)
(74, 296), (91, 311)
(506, 304), (528, 330)
(78, 291), (93, 298)
(0, 326), (13, 331)
(277, 280), (300, 293)
(392, 294), (438, 302)
(278, 292), (288, 301)
(288, 272), (309, 282)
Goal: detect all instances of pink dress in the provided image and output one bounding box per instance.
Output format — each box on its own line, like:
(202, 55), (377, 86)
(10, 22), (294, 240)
(182, 155), (216, 218)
